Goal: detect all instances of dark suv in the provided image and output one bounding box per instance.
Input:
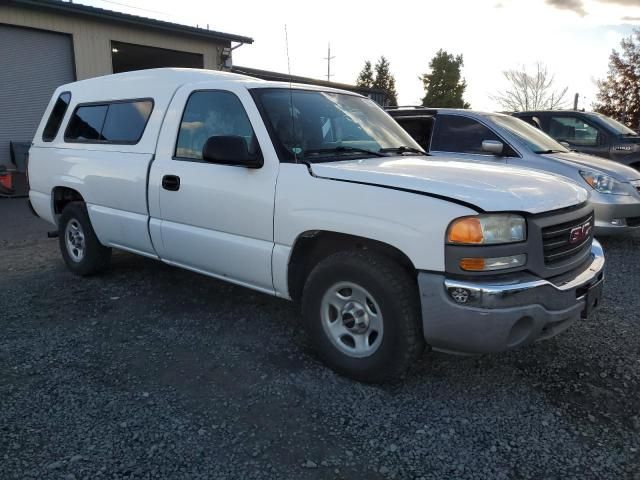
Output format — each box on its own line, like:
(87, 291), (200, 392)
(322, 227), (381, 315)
(512, 110), (640, 169)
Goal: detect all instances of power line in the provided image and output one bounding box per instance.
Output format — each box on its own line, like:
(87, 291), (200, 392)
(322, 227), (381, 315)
(82, 0), (173, 17)
(76, 0), (197, 25)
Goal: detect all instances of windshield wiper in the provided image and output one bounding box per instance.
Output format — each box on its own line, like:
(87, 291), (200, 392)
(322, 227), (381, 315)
(534, 149), (564, 154)
(379, 146), (428, 156)
(303, 146), (387, 158)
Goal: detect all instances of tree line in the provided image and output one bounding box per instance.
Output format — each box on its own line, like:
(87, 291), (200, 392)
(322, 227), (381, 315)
(356, 31), (639, 130)
(355, 50), (470, 108)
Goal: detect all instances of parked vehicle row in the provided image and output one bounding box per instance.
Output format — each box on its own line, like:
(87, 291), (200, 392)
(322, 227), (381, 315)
(28, 69), (604, 382)
(513, 110), (640, 168)
(388, 107), (640, 235)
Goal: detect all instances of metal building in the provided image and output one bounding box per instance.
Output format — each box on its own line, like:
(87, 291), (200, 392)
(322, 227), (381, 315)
(0, 0), (252, 170)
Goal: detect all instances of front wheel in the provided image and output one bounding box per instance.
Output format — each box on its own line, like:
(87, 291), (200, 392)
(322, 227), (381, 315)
(301, 250), (424, 383)
(58, 202), (111, 276)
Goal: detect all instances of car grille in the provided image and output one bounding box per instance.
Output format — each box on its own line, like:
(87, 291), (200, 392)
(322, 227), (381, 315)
(542, 213), (594, 266)
(627, 216), (640, 227)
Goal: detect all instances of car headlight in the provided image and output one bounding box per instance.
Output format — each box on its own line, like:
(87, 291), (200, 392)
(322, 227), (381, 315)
(579, 170), (629, 195)
(447, 214), (526, 245)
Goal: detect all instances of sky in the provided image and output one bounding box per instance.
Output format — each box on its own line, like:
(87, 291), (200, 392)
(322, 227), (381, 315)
(80, 0), (640, 111)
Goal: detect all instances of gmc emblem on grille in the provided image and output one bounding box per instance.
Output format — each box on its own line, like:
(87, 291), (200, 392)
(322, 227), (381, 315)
(569, 223), (591, 244)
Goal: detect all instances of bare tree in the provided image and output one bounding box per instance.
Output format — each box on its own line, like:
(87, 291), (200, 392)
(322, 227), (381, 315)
(492, 62), (569, 111)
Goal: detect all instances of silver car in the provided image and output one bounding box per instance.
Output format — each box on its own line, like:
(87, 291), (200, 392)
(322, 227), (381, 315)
(388, 108), (640, 235)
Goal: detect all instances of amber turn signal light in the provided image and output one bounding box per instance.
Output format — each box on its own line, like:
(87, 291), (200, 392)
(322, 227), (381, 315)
(459, 254), (527, 272)
(447, 217), (484, 244)
(459, 257), (486, 271)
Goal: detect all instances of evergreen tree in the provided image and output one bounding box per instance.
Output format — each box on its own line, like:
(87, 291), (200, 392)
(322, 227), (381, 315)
(356, 60), (374, 89)
(372, 56), (398, 107)
(594, 29), (640, 130)
(421, 50), (470, 108)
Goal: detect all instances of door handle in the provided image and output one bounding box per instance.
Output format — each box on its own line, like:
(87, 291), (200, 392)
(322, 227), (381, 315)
(162, 175), (180, 191)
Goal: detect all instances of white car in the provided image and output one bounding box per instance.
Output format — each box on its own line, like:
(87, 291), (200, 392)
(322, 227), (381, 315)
(28, 68), (604, 382)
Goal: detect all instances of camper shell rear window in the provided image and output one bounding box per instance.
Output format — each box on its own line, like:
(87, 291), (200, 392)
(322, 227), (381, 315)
(64, 98), (154, 145)
(42, 92), (72, 142)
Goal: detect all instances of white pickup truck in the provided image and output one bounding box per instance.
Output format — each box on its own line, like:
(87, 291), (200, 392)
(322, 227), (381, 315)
(28, 68), (605, 382)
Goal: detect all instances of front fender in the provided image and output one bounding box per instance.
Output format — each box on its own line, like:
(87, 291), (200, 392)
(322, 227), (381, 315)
(271, 164), (476, 296)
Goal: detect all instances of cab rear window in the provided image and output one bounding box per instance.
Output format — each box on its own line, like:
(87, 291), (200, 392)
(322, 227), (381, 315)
(64, 99), (153, 144)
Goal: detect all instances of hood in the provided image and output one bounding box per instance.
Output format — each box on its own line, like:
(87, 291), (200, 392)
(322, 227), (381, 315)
(546, 151), (640, 181)
(310, 156), (588, 214)
(618, 135), (640, 143)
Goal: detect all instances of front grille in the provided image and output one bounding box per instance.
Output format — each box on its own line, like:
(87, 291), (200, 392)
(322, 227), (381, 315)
(542, 213), (593, 266)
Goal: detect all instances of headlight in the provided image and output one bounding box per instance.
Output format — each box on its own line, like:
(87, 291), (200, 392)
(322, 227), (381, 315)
(579, 170), (629, 195)
(447, 214), (526, 245)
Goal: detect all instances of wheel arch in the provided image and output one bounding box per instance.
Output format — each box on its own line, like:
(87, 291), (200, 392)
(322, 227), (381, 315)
(286, 230), (417, 303)
(51, 186), (85, 222)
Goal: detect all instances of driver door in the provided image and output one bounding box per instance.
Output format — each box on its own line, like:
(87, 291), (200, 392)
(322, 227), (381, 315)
(548, 114), (610, 158)
(148, 86), (278, 293)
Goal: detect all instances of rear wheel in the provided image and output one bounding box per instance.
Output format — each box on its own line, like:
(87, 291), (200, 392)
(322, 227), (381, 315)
(58, 202), (111, 276)
(301, 250), (424, 383)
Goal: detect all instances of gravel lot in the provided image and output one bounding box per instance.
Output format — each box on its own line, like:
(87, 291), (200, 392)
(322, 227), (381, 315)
(1, 198), (639, 480)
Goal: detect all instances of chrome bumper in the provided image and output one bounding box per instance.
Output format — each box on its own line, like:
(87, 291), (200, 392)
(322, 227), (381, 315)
(418, 240), (605, 355)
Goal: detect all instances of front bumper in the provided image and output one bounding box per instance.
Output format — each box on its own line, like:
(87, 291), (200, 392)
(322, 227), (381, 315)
(418, 240), (605, 355)
(591, 193), (640, 235)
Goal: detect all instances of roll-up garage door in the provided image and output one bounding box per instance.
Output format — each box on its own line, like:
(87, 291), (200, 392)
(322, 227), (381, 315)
(0, 25), (75, 167)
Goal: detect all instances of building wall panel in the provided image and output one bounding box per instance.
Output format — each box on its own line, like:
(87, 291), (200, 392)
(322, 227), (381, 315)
(0, 5), (228, 79)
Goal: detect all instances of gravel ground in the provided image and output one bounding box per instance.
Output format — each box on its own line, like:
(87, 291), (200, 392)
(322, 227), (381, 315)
(1, 198), (639, 480)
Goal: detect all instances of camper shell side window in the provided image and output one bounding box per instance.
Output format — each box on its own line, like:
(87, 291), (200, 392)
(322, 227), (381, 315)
(64, 98), (154, 145)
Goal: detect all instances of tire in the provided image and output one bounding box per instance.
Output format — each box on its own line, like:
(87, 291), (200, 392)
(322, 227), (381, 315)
(301, 250), (424, 383)
(58, 202), (111, 276)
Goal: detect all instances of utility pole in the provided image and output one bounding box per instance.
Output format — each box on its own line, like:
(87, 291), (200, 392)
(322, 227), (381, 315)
(324, 43), (335, 82)
(573, 92), (579, 110)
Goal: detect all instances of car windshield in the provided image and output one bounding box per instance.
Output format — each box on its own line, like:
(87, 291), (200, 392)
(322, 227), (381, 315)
(251, 88), (424, 162)
(593, 113), (638, 136)
(490, 115), (570, 154)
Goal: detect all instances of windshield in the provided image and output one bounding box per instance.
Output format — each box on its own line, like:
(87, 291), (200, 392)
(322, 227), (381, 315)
(251, 88), (423, 162)
(592, 113), (638, 136)
(490, 115), (570, 154)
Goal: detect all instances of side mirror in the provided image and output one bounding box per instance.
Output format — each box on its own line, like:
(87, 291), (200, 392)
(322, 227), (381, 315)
(559, 141), (571, 149)
(202, 135), (262, 168)
(482, 140), (504, 156)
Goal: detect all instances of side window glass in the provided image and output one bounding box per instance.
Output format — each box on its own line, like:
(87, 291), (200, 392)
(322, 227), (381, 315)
(43, 92), (72, 142)
(549, 116), (599, 146)
(175, 91), (260, 161)
(397, 118), (432, 151)
(431, 115), (500, 154)
(102, 100), (153, 143)
(65, 105), (108, 141)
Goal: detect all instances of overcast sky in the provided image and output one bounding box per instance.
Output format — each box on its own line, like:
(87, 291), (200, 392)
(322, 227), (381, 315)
(81, 0), (639, 111)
